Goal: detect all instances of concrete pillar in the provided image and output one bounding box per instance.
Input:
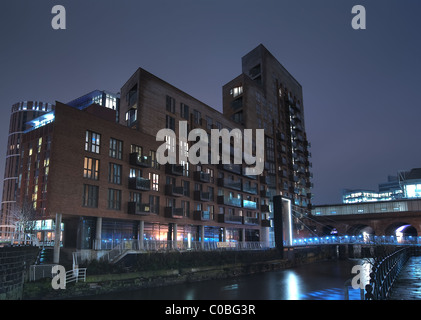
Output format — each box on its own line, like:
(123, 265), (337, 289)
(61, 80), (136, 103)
(200, 225), (205, 250)
(173, 223), (178, 249)
(95, 217), (102, 250)
(241, 228), (246, 244)
(139, 220), (144, 250)
(53, 213), (62, 264)
(261, 226), (270, 248)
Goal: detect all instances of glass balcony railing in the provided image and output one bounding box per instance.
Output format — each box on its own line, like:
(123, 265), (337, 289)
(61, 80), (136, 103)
(128, 202), (152, 215)
(128, 177), (151, 191)
(218, 178), (242, 191)
(217, 196), (242, 207)
(193, 210), (211, 221)
(129, 153), (151, 168)
(243, 200), (257, 210)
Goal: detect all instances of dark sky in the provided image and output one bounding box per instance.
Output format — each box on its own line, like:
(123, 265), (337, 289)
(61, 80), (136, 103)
(0, 0), (420, 205)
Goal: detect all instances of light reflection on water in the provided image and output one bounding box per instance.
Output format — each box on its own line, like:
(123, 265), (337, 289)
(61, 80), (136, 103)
(83, 259), (365, 300)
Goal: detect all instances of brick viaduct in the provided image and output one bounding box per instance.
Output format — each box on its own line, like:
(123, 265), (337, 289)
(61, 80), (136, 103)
(302, 200), (421, 238)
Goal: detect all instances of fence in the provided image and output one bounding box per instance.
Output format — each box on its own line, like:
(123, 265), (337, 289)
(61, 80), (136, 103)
(364, 247), (412, 300)
(97, 240), (270, 263)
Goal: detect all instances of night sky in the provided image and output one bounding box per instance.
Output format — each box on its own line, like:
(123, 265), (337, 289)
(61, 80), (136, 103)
(0, 0), (420, 205)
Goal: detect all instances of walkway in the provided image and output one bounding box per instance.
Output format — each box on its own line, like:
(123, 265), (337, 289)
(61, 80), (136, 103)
(388, 255), (421, 300)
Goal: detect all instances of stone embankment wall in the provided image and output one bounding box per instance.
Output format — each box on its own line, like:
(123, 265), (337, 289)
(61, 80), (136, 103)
(0, 246), (39, 300)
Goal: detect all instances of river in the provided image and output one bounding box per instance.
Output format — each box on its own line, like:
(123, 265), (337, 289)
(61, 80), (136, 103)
(81, 258), (366, 300)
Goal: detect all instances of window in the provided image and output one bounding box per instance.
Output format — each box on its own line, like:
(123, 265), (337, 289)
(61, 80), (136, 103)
(149, 195), (160, 214)
(193, 109), (201, 125)
(180, 103), (189, 120)
(83, 157), (99, 180)
(149, 150), (160, 169)
(82, 184), (99, 208)
(181, 200), (190, 217)
(108, 188), (121, 210)
(182, 180), (190, 197)
(85, 131), (101, 154)
(166, 95), (175, 113)
(109, 163), (122, 185)
(131, 144), (142, 155)
(166, 115), (175, 130)
(205, 116), (213, 130)
(230, 86), (243, 98)
(109, 138), (123, 159)
(149, 173), (159, 191)
(129, 168), (142, 178)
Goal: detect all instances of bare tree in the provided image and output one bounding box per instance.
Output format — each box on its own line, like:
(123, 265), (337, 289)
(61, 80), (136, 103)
(8, 199), (38, 244)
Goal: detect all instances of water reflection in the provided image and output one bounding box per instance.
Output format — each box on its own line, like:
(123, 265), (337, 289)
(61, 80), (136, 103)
(83, 259), (364, 300)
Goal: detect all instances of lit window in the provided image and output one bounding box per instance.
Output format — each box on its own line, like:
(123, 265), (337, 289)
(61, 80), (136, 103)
(230, 86), (243, 98)
(85, 131), (101, 154)
(149, 173), (160, 191)
(83, 157), (99, 180)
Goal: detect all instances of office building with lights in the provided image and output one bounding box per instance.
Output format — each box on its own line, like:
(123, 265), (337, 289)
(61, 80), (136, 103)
(342, 168), (421, 204)
(9, 45), (313, 261)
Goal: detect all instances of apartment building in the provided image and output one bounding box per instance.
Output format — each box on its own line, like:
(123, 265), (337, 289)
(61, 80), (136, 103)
(0, 101), (54, 235)
(6, 44), (312, 261)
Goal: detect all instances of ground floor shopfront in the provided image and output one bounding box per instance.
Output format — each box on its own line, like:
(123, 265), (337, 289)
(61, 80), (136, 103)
(65, 216), (271, 252)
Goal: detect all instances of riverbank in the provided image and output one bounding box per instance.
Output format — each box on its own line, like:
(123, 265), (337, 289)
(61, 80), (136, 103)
(23, 246), (340, 300)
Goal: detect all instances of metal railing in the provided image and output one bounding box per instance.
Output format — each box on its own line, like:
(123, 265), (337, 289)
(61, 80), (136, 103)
(292, 235), (421, 246)
(97, 240), (270, 263)
(65, 268), (87, 284)
(364, 247), (412, 300)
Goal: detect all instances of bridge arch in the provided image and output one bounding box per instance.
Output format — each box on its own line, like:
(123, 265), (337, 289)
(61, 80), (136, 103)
(346, 224), (375, 237)
(384, 222), (418, 242)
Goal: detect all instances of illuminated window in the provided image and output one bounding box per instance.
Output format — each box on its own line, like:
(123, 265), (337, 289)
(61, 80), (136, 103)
(83, 157), (99, 180)
(149, 173), (160, 191)
(230, 86), (243, 98)
(85, 130), (101, 154)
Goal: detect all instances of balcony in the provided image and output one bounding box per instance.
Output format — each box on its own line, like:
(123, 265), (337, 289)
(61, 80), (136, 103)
(242, 167), (257, 180)
(194, 191), (211, 201)
(217, 195), (242, 208)
(243, 200), (257, 210)
(129, 153), (151, 168)
(260, 175), (276, 187)
(243, 217), (259, 225)
(128, 202), (153, 216)
(193, 210), (211, 221)
(218, 163), (242, 175)
(193, 171), (210, 183)
(165, 163), (184, 176)
(218, 214), (243, 224)
(165, 184), (184, 197)
(217, 178), (242, 191)
(260, 189), (273, 198)
(242, 184), (257, 195)
(128, 177), (151, 191)
(165, 207), (184, 219)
